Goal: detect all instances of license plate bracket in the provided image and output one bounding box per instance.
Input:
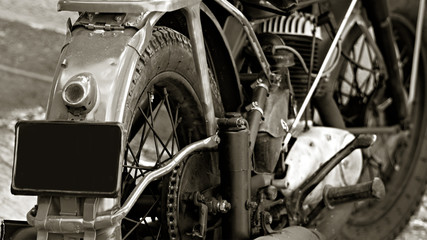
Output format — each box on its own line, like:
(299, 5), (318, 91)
(11, 121), (123, 197)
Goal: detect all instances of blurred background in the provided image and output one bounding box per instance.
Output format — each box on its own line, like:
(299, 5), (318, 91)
(0, 0), (75, 222)
(0, 0), (425, 239)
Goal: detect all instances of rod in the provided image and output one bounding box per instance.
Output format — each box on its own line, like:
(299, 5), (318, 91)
(283, 0), (359, 148)
(346, 125), (401, 134)
(408, 0), (426, 109)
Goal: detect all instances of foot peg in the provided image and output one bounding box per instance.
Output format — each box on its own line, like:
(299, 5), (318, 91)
(306, 177), (386, 223)
(323, 177), (385, 208)
(287, 134), (376, 224)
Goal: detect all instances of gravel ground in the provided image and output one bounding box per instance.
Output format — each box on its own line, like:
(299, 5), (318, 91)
(0, 0), (425, 239)
(0, 0), (76, 34)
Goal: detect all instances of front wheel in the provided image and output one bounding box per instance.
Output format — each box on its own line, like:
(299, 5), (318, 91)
(333, 14), (427, 240)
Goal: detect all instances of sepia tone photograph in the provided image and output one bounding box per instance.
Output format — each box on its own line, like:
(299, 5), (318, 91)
(0, 0), (426, 239)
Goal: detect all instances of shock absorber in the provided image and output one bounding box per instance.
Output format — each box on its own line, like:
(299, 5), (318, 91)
(218, 114), (251, 239)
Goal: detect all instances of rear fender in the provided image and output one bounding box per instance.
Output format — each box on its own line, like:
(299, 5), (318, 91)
(46, 13), (159, 124)
(48, 1), (222, 135)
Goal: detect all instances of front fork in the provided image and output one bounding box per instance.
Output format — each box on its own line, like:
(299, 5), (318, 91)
(362, 0), (408, 122)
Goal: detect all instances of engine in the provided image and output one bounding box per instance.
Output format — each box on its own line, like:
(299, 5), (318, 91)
(253, 12), (323, 175)
(250, 10), (363, 231)
(261, 12), (322, 112)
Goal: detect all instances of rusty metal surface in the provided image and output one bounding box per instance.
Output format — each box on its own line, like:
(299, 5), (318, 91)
(45, 26), (138, 122)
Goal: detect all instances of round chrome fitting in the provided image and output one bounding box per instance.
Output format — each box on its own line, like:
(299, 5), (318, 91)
(62, 72), (97, 115)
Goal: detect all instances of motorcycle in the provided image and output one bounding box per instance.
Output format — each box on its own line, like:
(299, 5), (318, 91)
(1, 0), (426, 239)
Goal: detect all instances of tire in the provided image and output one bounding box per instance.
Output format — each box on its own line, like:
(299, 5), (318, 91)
(119, 27), (222, 239)
(333, 13), (427, 240)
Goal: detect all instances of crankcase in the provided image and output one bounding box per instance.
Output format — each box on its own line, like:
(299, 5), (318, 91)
(278, 127), (363, 206)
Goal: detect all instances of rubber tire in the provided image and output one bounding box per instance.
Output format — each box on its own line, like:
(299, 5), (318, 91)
(120, 27), (220, 239)
(335, 12), (427, 240)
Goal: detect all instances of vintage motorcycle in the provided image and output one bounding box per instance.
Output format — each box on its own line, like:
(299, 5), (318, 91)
(1, 0), (426, 239)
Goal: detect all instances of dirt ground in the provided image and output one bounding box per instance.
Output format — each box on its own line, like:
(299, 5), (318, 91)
(0, 0), (425, 239)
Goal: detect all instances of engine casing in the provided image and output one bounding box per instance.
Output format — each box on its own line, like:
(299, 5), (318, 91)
(274, 126), (363, 206)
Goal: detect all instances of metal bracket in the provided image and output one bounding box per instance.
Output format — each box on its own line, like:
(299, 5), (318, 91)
(85, 23), (125, 31)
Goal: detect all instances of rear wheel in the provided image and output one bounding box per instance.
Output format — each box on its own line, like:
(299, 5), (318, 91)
(119, 27), (221, 239)
(334, 14), (427, 240)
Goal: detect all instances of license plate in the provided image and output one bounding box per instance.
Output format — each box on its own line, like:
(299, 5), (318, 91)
(11, 121), (123, 197)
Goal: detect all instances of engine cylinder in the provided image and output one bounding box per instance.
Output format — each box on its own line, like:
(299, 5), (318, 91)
(261, 13), (322, 114)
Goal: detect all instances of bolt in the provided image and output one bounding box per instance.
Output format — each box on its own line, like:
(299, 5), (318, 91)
(236, 118), (245, 128)
(30, 205), (38, 217)
(218, 200), (231, 213)
(213, 135), (221, 144)
(61, 59), (68, 68)
(265, 185), (278, 200)
(115, 15), (123, 23)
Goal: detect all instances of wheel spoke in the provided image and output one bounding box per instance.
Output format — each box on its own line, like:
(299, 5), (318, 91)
(356, 36), (367, 64)
(158, 116), (182, 164)
(147, 91), (161, 161)
(359, 73), (374, 99)
(163, 88), (181, 152)
(138, 105), (174, 163)
(124, 143), (147, 181)
(122, 198), (160, 239)
(342, 50), (377, 73)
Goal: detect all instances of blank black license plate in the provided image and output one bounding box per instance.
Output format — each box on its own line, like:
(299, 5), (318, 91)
(12, 121), (123, 197)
